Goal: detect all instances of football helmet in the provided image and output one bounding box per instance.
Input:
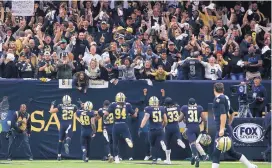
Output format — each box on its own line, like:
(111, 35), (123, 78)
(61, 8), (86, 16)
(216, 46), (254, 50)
(149, 96), (159, 106)
(62, 95), (71, 105)
(115, 92), (126, 103)
(84, 101), (93, 111)
(216, 136), (232, 152)
(198, 133), (212, 146)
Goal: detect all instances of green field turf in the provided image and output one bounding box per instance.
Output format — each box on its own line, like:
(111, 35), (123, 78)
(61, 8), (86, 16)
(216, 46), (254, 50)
(0, 160), (270, 168)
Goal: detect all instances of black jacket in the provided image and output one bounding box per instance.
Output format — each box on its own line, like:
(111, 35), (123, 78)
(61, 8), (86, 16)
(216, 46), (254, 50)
(3, 61), (17, 78)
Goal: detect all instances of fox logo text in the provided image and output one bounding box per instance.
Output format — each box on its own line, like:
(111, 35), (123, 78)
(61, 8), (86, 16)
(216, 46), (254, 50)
(233, 123), (263, 143)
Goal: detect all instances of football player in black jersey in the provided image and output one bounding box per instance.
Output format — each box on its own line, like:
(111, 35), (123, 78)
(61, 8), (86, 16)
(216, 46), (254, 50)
(212, 83), (257, 168)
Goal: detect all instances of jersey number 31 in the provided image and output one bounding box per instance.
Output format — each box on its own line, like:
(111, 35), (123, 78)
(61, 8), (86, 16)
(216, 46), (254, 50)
(188, 110), (198, 122)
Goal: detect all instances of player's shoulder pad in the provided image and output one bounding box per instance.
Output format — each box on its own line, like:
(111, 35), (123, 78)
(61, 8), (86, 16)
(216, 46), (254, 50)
(180, 105), (187, 110)
(125, 102), (132, 106)
(144, 106), (150, 112)
(197, 105), (204, 111)
(160, 106), (166, 110)
(110, 102), (117, 106)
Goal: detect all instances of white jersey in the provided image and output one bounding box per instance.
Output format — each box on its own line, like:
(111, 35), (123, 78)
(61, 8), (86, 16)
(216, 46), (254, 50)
(83, 53), (102, 64)
(201, 61), (222, 80)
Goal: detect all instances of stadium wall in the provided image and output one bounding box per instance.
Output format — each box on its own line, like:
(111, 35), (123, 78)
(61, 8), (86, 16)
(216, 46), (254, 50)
(0, 80), (270, 160)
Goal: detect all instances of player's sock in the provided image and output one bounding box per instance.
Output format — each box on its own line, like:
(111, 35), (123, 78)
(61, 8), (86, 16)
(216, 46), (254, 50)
(212, 163), (219, 168)
(190, 144), (198, 157)
(166, 150), (171, 162)
(239, 154), (252, 167)
(165, 150), (169, 162)
(66, 138), (71, 146)
(177, 139), (186, 148)
(160, 141), (167, 151)
(125, 138), (133, 148)
(196, 143), (206, 156)
(58, 142), (62, 155)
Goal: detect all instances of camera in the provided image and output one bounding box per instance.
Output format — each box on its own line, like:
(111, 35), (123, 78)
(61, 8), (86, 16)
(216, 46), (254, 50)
(230, 83), (253, 104)
(230, 83), (252, 96)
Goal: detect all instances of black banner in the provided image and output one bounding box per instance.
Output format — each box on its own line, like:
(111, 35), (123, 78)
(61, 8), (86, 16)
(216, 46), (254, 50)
(232, 118), (267, 147)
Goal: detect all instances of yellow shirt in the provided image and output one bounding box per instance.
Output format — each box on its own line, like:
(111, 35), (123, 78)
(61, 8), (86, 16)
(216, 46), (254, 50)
(198, 11), (218, 27)
(15, 39), (23, 54)
(218, 59), (228, 69)
(151, 71), (167, 81)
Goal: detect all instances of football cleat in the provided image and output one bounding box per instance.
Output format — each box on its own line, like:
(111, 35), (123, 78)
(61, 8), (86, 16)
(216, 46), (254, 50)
(191, 155), (195, 165)
(195, 156), (200, 168)
(249, 164), (258, 168)
(177, 139), (186, 148)
(164, 160), (171, 165)
(114, 156), (120, 164)
(152, 159), (157, 164)
(125, 138), (133, 148)
(57, 156), (61, 161)
(144, 155), (152, 161)
(108, 155), (114, 163)
(202, 154), (209, 161)
(157, 158), (162, 161)
(82, 151), (87, 162)
(129, 157), (133, 161)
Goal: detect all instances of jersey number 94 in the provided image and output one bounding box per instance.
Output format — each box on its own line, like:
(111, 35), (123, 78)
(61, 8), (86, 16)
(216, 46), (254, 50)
(115, 108), (126, 119)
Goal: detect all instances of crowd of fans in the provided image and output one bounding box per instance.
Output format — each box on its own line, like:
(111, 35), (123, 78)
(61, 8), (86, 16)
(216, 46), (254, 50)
(0, 0), (271, 83)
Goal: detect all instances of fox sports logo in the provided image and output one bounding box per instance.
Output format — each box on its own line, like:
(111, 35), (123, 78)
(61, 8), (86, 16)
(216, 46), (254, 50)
(233, 123), (264, 143)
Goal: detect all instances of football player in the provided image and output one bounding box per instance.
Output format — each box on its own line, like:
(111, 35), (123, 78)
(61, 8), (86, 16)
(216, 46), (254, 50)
(212, 83), (257, 168)
(76, 101), (96, 162)
(180, 98), (207, 168)
(97, 100), (114, 163)
(49, 95), (78, 161)
(103, 92), (138, 163)
(139, 96), (167, 164)
(163, 97), (186, 164)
